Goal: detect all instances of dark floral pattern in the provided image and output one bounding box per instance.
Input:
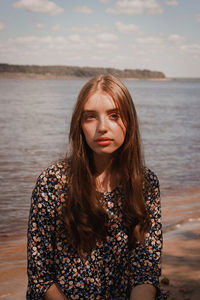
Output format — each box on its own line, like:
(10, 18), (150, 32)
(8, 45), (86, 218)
(27, 162), (168, 299)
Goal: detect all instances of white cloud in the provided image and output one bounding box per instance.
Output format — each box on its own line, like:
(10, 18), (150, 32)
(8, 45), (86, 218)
(68, 34), (82, 43)
(96, 32), (118, 42)
(195, 13), (200, 22)
(7, 34), (94, 52)
(165, 0), (178, 6)
(52, 24), (61, 31)
(15, 36), (38, 44)
(11, 35), (63, 47)
(136, 36), (164, 45)
(131, 34), (165, 58)
(168, 34), (186, 45)
(35, 23), (44, 29)
(180, 44), (200, 57)
(0, 30), (119, 65)
(98, 0), (111, 3)
(13, 0), (64, 16)
(96, 42), (117, 50)
(106, 0), (163, 15)
(75, 6), (93, 14)
(0, 34), (85, 64)
(98, 0), (112, 3)
(115, 21), (139, 33)
(68, 24), (108, 34)
(0, 21), (6, 31)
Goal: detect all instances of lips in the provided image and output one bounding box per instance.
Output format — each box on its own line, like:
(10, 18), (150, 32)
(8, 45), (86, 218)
(95, 137), (112, 141)
(95, 137), (112, 146)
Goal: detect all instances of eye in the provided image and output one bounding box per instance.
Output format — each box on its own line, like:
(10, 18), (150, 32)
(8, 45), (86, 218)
(109, 113), (119, 120)
(83, 114), (96, 121)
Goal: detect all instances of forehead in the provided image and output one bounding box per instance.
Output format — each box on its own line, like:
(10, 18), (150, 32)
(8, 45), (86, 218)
(83, 92), (117, 110)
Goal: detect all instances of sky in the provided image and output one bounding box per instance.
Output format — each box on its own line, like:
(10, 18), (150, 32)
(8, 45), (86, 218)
(0, 0), (200, 77)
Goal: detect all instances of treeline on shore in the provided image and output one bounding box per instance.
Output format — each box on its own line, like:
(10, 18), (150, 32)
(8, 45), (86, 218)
(0, 63), (166, 79)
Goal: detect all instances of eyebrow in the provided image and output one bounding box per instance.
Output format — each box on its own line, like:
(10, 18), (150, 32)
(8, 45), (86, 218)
(82, 108), (120, 114)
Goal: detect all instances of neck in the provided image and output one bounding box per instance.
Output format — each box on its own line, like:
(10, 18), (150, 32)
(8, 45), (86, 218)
(94, 154), (111, 175)
(93, 154), (119, 193)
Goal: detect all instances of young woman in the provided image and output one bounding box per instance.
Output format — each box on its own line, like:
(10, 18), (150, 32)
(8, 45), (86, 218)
(27, 75), (168, 300)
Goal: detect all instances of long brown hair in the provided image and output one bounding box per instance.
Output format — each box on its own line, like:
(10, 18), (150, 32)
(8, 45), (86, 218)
(63, 75), (151, 255)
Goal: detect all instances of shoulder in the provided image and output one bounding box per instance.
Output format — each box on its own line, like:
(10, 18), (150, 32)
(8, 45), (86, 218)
(31, 161), (71, 214)
(38, 160), (69, 181)
(34, 160), (71, 194)
(142, 167), (160, 207)
(143, 167), (159, 189)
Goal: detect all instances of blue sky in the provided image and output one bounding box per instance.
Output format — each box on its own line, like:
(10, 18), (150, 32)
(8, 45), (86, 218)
(0, 0), (200, 77)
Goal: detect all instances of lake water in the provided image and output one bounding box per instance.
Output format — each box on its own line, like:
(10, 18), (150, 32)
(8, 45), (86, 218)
(0, 78), (200, 236)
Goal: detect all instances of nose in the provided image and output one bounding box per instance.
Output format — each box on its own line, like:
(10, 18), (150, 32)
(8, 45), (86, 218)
(97, 116), (108, 132)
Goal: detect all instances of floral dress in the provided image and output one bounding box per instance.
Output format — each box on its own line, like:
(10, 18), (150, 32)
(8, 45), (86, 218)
(26, 161), (168, 299)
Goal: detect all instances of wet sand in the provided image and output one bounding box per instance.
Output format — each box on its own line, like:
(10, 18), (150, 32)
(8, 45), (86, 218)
(161, 222), (200, 300)
(0, 236), (27, 299)
(0, 200), (200, 299)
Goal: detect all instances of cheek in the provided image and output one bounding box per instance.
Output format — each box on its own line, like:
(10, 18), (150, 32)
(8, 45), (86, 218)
(115, 123), (126, 141)
(81, 124), (93, 142)
(119, 131), (126, 145)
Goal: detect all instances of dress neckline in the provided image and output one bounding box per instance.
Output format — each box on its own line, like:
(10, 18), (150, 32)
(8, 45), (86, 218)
(97, 185), (122, 196)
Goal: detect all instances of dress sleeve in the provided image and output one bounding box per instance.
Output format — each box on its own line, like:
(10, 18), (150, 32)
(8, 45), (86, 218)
(26, 171), (56, 300)
(129, 170), (168, 299)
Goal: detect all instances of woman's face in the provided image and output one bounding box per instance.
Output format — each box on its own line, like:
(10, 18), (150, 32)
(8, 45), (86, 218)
(81, 92), (126, 161)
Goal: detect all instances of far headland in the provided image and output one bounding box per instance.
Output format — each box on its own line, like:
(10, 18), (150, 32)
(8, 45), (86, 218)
(0, 63), (169, 80)
(1, 63), (199, 81)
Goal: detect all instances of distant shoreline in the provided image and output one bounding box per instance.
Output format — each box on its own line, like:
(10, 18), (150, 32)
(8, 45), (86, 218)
(0, 63), (166, 80)
(1, 73), (200, 82)
(0, 64), (199, 81)
(0, 72), (171, 81)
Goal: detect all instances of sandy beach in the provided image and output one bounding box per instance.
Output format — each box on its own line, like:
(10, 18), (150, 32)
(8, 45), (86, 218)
(0, 236), (27, 300)
(0, 216), (200, 300)
(161, 222), (200, 300)
(0, 188), (200, 300)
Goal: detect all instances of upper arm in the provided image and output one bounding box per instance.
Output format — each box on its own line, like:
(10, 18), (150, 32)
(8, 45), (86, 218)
(27, 171), (57, 299)
(130, 169), (163, 289)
